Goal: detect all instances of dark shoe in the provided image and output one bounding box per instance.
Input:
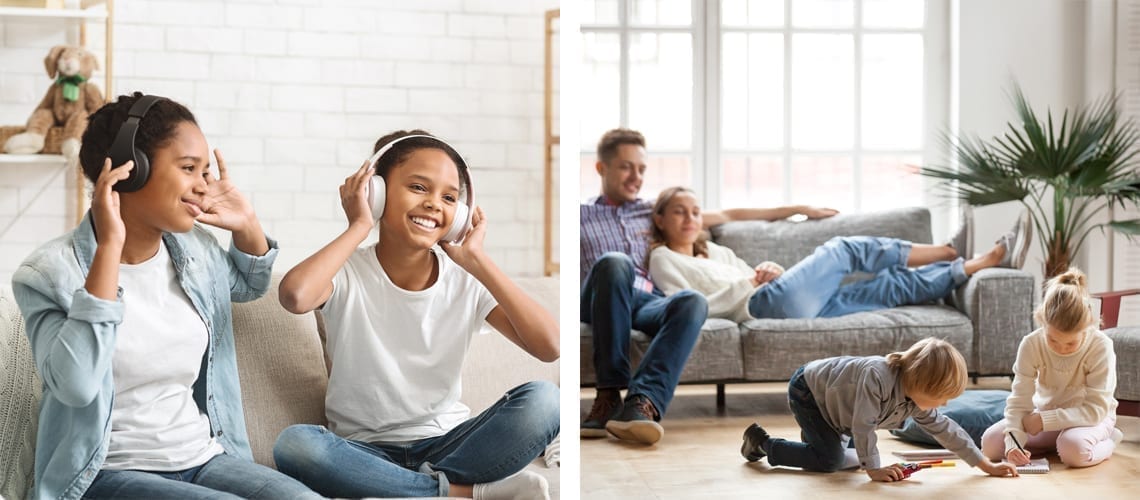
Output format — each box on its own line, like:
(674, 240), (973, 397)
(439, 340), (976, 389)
(605, 394), (664, 445)
(741, 423), (771, 462)
(997, 209), (1033, 269)
(581, 389), (622, 439)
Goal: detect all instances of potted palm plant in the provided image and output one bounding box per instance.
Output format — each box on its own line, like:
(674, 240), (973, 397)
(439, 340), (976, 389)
(921, 84), (1140, 279)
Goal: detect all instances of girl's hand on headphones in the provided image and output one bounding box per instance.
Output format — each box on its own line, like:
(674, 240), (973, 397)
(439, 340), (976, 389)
(341, 158), (374, 229)
(195, 149), (258, 232)
(442, 206), (487, 271)
(91, 157), (133, 248)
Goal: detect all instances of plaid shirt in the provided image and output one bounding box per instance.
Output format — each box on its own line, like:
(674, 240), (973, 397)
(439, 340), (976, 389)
(580, 196), (655, 292)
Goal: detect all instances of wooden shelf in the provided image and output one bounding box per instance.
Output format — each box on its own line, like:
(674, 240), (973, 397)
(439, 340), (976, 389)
(0, 0), (112, 226)
(0, 153), (67, 164)
(0, 6), (107, 19)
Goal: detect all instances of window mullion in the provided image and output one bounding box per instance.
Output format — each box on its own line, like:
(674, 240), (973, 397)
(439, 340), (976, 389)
(619, 0), (630, 127)
(783, 0), (793, 205)
(702, 0), (720, 207)
(854, 0), (864, 212)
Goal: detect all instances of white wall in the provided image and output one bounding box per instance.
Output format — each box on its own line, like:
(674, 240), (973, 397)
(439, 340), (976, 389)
(955, 0), (1120, 291)
(0, 0), (559, 284)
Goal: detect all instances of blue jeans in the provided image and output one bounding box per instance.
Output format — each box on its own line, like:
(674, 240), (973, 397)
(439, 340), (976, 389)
(749, 236), (967, 319)
(272, 380), (559, 498)
(580, 252), (707, 416)
(766, 366), (850, 472)
(81, 453), (320, 499)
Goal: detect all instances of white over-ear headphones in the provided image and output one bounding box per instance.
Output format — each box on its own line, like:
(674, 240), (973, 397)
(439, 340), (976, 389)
(365, 134), (473, 244)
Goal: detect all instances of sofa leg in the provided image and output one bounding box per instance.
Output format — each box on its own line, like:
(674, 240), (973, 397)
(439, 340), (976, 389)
(716, 384), (726, 412)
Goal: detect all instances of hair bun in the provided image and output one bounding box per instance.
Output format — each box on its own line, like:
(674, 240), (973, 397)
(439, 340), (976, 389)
(1057, 268), (1087, 288)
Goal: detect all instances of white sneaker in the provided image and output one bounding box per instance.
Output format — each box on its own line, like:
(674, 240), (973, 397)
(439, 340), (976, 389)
(1111, 427), (1124, 445)
(947, 205), (974, 258)
(997, 210), (1033, 269)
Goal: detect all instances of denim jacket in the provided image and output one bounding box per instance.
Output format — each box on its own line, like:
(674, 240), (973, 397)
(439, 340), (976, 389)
(11, 213), (278, 500)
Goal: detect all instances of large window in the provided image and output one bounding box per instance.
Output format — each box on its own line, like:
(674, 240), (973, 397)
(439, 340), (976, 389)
(580, 0), (946, 214)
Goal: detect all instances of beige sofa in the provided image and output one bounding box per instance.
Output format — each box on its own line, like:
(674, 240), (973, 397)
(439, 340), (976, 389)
(0, 276), (560, 500)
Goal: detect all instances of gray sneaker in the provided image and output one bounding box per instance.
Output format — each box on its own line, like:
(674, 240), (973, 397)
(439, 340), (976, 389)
(997, 210), (1033, 269)
(947, 205), (974, 258)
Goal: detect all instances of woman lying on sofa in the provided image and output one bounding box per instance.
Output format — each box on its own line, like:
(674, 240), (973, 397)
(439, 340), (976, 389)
(10, 93), (319, 500)
(646, 186), (1029, 322)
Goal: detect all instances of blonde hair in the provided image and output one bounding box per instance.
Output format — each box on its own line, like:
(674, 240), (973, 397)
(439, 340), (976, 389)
(886, 338), (968, 399)
(647, 186), (709, 265)
(1034, 267), (1095, 333)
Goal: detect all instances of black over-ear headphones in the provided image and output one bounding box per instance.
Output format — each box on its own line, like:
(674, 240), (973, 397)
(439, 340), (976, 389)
(366, 134), (474, 243)
(108, 94), (165, 192)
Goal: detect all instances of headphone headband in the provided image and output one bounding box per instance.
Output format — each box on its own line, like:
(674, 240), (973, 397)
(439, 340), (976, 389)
(367, 134), (472, 202)
(108, 94), (166, 192)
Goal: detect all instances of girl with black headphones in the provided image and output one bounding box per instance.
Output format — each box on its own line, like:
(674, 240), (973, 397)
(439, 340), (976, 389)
(272, 130), (560, 500)
(10, 93), (320, 500)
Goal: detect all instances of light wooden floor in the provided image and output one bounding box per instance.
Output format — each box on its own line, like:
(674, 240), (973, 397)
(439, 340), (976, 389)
(580, 379), (1140, 499)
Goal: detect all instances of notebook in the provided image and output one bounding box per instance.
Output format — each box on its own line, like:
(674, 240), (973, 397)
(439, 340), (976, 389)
(891, 449), (958, 461)
(1016, 458), (1050, 474)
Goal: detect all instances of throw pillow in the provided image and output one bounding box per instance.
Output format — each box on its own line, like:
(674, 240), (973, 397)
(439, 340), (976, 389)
(890, 389), (1009, 447)
(0, 291), (41, 500)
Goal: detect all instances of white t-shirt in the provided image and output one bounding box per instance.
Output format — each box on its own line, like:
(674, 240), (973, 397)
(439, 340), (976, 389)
(648, 241), (759, 322)
(321, 244), (499, 443)
(103, 240), (224, 471)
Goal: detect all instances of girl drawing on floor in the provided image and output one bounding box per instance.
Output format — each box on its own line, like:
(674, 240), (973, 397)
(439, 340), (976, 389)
(981, 267), (1124, 468)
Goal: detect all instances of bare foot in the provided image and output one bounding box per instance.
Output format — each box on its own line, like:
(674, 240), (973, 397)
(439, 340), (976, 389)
(964, 243), (1005, 275)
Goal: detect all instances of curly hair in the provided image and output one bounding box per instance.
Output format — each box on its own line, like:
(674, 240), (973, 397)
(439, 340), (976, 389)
(78, 92), (197, 184)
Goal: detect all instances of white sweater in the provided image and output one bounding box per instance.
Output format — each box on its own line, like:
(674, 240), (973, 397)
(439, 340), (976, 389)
(1003, 327), (1117, 451)
(648, 242), (759, 323)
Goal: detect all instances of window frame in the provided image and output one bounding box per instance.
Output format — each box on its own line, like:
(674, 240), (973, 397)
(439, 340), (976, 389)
(580, 0), (949, 223)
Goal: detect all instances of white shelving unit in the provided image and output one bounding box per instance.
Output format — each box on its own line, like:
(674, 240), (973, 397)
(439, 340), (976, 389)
(0, 154), (66, 164)
(0, 0), (114, 226)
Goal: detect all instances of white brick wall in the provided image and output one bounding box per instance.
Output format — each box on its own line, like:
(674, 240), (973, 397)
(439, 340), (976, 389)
(0, 0), (559, 283)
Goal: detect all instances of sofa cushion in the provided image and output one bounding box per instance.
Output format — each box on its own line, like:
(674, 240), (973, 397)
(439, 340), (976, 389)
(889, 389), (1009, 447)
(232, 277), (329, 468)
(740, 305), (973, 380)
(580, 318), (743, 385)
(0, 290), (39, 500)
(461, 277), (560, 411)
(711, 206), (933, 268)
(1104, 327), (1140, 401)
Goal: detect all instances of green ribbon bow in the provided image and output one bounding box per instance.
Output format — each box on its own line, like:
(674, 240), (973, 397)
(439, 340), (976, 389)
(56, 75), (86, 102)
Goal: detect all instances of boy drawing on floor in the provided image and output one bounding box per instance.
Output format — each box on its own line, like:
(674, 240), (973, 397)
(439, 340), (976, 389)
(981, 267), (1123, 468)
(740, 338), (1019, 481)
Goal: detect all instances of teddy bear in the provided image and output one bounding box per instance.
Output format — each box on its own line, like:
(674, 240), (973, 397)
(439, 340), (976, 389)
(3, 45), (103, 161)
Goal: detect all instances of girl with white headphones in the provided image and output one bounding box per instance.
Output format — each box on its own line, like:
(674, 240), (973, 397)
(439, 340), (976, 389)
(273, 130), (560, 500)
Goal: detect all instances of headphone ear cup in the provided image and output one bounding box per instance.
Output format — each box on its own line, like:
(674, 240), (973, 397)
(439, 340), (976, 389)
(444, 202), (471, 243)
(368, 176), (386, 222)
(113, 147), (150, 193)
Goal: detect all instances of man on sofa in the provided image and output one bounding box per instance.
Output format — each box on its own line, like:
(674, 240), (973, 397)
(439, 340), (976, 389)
(580, 128), (838, 445)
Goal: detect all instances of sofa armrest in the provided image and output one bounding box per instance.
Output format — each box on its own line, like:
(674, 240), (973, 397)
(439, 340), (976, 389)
(950, 268), (1035, 375)
(460, 277), (560, 412)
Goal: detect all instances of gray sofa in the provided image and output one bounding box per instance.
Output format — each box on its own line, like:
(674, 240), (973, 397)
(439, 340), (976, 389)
(580, 207), (1036, 405)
